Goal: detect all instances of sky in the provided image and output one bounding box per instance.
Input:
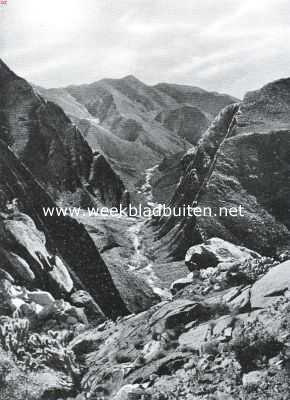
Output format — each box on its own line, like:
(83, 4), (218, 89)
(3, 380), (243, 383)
(0, 0), (289, 98)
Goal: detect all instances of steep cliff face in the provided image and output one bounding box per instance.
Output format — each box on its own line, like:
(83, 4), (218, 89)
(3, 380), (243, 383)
(0, 59), (126, 208)
(154, 81), (290, 258)
(0, 139), (129, 318)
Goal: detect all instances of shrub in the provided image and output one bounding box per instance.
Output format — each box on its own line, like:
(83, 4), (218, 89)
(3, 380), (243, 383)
(0, 317), (79, 378)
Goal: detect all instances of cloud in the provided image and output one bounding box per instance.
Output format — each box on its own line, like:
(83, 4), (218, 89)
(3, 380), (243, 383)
(1, 0), (289, 97)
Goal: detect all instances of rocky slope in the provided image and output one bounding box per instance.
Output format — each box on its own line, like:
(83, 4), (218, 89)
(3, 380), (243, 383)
(2, 230), (290, 399)
(0, 136), (160, 317)
(153, 79), (290, 259)
(33, 239), (290, 399)
(0, 59), (126, 208)
(38, 77), (236, 199)
(0, 138), (129, 319)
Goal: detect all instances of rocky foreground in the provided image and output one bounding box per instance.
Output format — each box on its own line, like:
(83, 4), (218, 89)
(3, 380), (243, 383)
(0, 236), (290, 399)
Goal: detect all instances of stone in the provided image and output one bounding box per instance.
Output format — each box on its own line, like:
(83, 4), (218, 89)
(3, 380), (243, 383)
(142, 340), (163, 362)
(27, 290), (55, 307)
(70, 290), (104, 320)
(251, 261), (290, 308)
(0, 247), (35, 283)
(222, 286), (242, 303)
(113, 384), (147, 400)
(179, 323), (209, 350)
(150, 300), (209, 332)
(48, 255), (74, 294)
(170, 273), (194, 294)
(0, 268), (14, 283)
(229, 286), (251, 312)
(185, 238), (260, 271)
(242, 370), (267, 388)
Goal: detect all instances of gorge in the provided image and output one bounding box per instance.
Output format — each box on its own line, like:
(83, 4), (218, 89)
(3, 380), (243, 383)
(0, 58), (290, 400)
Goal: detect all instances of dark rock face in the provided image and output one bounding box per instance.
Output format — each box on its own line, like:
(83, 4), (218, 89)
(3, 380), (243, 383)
(0, 139), (129, 318)
(88, 152), (125, 207)
(154, 79), (290, 258)
(0, 59), (125, 208)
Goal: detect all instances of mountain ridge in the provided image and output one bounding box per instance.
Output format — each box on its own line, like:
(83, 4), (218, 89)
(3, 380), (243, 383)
(38, 74), (237, 200)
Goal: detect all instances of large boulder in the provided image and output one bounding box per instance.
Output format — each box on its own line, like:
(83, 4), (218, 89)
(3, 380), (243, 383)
(250, 260), (290, 308)
(27, 290), (55, 307)
(0, 213), (74, 294)
(0, 247), (35, 283)
(185, 238), (260, 271)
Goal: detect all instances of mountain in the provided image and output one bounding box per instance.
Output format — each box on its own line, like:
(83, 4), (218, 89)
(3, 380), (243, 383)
(38, 76), (237, 199)
(152, 78), (290, 259)
(1, 61), (290, 399)
(0, 59), (126, 208)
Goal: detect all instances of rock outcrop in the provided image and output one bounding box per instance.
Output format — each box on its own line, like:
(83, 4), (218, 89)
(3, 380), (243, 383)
(154, 79), (290, 258)
(0, 138), (129, 319)
(185, 238), (260, 271)
(250, 260), (290, 308)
